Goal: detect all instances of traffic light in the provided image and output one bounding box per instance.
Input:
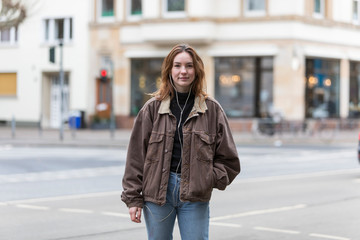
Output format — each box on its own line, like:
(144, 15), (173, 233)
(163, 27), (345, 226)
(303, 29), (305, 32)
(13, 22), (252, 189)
(100, 69), (109, 82)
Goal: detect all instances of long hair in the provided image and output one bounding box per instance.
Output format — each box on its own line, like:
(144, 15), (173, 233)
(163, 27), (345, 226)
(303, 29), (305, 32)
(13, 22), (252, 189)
(153, 43), (207, 100)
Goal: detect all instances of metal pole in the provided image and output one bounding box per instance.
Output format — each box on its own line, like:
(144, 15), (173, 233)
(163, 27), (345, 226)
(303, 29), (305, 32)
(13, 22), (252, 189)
(38, 113), (42, 137)
(11, 115), (16, 139)
(109, 59), (115, 139)
(59, 40), (64, 141)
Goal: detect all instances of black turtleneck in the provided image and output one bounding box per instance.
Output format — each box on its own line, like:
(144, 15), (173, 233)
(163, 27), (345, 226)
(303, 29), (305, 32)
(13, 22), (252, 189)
(170, 91), (195, 173)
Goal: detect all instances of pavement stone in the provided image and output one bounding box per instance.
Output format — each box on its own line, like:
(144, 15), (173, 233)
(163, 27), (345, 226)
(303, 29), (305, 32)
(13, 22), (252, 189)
(0, 126), (358, 148)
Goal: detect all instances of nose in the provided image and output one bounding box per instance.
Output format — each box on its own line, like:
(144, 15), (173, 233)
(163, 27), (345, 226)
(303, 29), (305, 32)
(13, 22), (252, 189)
(180, 66), (187, 74)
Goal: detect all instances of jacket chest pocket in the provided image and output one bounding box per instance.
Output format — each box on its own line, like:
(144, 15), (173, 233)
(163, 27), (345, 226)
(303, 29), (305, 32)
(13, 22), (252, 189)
(146, 133), (165, 163)
(195, 132), (215, 162)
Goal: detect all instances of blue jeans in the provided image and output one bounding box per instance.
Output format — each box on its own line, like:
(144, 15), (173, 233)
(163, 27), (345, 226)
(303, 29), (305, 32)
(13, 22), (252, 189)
(143, 172), (210, 240)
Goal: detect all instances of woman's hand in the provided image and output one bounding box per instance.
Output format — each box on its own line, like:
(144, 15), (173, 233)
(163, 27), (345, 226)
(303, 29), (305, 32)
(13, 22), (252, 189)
(129, 207), (142, 223)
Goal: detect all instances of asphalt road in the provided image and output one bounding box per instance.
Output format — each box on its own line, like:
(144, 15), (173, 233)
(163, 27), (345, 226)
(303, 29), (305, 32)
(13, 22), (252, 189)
(0, 144), (359, 240)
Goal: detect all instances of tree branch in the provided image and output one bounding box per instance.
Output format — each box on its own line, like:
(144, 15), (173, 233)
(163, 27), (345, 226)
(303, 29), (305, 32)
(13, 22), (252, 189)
(0, 0), (26, 29)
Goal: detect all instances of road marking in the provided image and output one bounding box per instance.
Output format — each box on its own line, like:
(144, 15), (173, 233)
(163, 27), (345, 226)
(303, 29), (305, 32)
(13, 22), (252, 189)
(16, 204), (50, 210)
(287, 151), (355, 162)
(210, 222), (242, 228)
(254, 226), (300, 234)
(210, 204), (306, 221)
(59, 208), (94, 214)
(309, 233), (350, 240)
(354, 178), (360, 183)
(3, 191), (122, 205)
(0, 145), (13, 151)
(0, 202), (8, 206)
(234, 168), (360, 184)
(101, 211), (129, 218)
(0, 166), (125, 184)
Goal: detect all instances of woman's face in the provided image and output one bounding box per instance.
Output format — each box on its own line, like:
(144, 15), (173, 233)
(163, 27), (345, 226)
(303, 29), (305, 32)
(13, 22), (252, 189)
(171, 51), (195, 93)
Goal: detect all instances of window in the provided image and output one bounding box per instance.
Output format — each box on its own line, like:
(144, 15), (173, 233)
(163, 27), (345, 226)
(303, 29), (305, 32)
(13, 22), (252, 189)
(130, 0), (142, 15)
(102, 0), (114, 17)
(43, 18), (73, 43)
(55, 19), (64, 40)
(0, 73), (17, 96)
(0, 27), (18, 45)
(214, 57), (273, 118)
(163, 0), (186, 18)
(353, 0), (360, 24)
(244, 0), (266, 17)
(130, 58), (163, 115)
(349, 61), (360, 117)
(313, 0), (325, 18)
(305, 58), (340, 118)
(127, 0), (142, 20)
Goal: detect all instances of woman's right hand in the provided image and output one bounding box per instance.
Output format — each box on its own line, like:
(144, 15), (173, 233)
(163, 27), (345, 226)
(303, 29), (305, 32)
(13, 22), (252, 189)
(129, 207), (142, 223)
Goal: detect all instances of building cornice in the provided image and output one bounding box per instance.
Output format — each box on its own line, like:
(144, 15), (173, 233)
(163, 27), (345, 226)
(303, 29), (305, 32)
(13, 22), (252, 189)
(89, 15), (360, 31)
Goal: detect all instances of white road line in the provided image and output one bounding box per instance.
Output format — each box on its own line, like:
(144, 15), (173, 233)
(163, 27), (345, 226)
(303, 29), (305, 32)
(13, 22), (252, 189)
(4, 191), (122, 205)
(0, 166), (125, 184)
(210, 222), (242, 228)
(354, 178), (360, 183)
(234, 169), (360, 184)
(16, 204), (50, 210)
(309, 233), (351, 240)
(0, 202), (7, 206)
(101, 211), (129, 218)
(59, 208), (94, 214)
(254, 226), (300, 234)
(210, 204), (306, 221)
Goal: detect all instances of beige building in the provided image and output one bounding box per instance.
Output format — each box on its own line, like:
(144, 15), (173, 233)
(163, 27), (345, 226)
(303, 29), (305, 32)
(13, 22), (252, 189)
(89, 0), (360, 129)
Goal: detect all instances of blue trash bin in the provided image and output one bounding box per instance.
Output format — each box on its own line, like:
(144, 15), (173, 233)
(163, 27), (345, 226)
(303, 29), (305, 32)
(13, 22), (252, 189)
(69, 110), (81, 129)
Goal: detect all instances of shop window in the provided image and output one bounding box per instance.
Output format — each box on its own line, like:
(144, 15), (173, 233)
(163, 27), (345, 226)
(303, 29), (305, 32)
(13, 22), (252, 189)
(130, 58), (163, 115)
(214, 57), (273, 118)
(305, 58), (340, 118)
(163, 0), (186, 18)
(244, 0), (266, 16)
(313, 0), (325, 18)
(102, 0), (114, 17)
(0, 73), (17, 96)
(349, 61), (360, 117)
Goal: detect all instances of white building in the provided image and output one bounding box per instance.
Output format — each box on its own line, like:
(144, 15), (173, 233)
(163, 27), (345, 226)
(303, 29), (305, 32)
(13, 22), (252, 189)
(0, 0), (92, 128)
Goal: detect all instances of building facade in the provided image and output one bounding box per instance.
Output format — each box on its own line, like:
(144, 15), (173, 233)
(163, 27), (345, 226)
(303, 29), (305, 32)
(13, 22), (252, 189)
(89, 0), (360, 129)
(1, 0), (360, 129)
(0, 0), (91, 128)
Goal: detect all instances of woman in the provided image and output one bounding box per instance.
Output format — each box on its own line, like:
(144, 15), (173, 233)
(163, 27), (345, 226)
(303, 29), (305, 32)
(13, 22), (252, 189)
(121, 43), (240, 240)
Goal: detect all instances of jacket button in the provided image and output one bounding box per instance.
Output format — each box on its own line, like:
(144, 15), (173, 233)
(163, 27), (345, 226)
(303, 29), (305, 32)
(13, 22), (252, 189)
(165, 149), (168, 153)
(162, 168), (166, 172)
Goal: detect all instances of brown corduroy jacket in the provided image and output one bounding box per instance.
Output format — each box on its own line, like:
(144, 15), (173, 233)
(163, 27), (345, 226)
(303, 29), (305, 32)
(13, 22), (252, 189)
(121, 95), (240, 208)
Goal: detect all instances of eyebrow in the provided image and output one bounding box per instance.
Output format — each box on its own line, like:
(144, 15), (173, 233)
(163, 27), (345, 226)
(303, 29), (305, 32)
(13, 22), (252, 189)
(173, 61), (193, 64)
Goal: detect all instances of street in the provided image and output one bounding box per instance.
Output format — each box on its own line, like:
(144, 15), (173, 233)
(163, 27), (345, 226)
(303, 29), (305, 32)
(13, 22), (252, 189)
(0, 144), (359, 240)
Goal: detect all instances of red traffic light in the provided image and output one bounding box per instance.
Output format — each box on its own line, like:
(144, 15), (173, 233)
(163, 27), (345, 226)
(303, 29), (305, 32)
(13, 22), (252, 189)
(100, 69), (109, 82)
(100, 69), (107, 77)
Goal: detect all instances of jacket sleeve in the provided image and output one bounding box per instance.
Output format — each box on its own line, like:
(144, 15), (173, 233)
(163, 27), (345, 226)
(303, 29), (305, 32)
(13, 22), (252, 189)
(121, 107), (153, 208)
(213, 106), (241, 190)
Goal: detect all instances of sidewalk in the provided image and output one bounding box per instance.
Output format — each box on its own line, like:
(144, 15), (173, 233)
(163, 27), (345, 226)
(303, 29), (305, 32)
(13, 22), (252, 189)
(0, 126), (357, 148)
